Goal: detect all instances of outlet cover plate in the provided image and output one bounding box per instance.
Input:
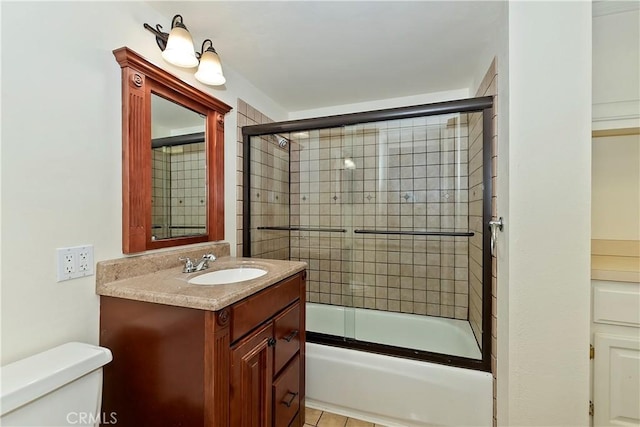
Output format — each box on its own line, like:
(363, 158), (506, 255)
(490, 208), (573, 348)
(56, 245), (94, 282)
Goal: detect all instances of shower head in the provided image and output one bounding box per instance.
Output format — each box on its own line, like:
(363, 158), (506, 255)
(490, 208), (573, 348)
(272, 134), (289, 148)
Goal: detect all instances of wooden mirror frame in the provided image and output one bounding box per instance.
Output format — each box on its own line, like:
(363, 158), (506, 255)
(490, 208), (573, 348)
(114, 47), (232, 253)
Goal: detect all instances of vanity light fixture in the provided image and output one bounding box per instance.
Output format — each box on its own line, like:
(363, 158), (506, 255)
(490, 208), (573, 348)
(144, 14), (226, 86)
(194, 40), (226, 86)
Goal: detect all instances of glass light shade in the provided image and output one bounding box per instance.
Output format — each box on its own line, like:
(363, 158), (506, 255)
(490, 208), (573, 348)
(194, 50), (226, 86)
(162, 26), (198, 68)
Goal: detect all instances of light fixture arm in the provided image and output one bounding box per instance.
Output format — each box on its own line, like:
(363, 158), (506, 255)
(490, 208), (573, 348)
(143, 23), (169, 50)
(170, 14), (186, 30)
(143, 15), (187, 51)
(197, 39), (218, 59)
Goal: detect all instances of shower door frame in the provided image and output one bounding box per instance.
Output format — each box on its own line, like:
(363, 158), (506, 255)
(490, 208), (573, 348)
(242, 96), (494, 372)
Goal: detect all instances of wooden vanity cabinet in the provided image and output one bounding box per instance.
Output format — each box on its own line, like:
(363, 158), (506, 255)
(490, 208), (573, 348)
(229, 275), (305, 427)
(100, 271), (306, 427)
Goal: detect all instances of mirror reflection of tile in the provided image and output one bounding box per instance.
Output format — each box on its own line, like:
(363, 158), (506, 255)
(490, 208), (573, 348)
(151, 93), (207, 241)
(152, 142), (206, 240)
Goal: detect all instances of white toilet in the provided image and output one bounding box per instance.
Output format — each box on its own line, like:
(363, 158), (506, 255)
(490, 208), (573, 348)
(0, 342), (112, 426)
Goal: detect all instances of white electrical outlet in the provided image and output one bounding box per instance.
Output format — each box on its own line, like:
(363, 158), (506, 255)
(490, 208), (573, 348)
(77, 246), (94, 274)
(56, 245), (94, 282)
(57, 248), (76, 281)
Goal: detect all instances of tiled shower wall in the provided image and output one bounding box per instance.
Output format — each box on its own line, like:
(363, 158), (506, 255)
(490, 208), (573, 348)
(238, 101), (490, 325)
(236, 99), (289, 259)
(289, 117), (471, 319)
(249, 136), (290, 259)
(468, 110), (484, 344)
(151, 143), (206, 239)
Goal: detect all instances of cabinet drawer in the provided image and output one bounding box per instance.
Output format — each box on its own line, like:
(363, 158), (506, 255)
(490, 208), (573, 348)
(274, 303), (301, 374)
(273, 356), (300, 427)
(231, 273), (301, 343)
(593, 281), (640, 326)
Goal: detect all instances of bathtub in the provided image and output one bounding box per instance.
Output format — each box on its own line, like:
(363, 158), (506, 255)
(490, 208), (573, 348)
(305, 303), (493, 426)
(306, 303), (482, 359)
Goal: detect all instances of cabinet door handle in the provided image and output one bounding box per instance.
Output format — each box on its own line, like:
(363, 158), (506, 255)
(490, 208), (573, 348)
(267, 337), (276, 347)
(283, 330), (299, 342)
(281, 391), (298, 408)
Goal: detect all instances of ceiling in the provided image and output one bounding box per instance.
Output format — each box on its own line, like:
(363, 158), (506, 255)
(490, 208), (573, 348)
(148, 1), (506, 112)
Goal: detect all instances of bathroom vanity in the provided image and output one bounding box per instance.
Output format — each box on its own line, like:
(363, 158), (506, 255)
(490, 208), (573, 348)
(97, 245), (306, 427)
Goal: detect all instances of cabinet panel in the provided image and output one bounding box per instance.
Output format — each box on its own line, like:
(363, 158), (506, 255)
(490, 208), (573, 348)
(594, 333), (640, 427)
(274, 303), (301, 374)
(231, 323), (274, 427)
(273, 356), (300, 427)
(100, 296), (206, 426)
(593, 282), (640, 327)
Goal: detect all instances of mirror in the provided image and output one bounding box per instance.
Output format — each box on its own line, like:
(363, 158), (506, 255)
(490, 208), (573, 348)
(151, 94), (206, 241)
(114, 47), (232, 253)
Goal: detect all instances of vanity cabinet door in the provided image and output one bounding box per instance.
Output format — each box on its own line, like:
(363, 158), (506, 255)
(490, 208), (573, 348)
(230, 322), (274, 427)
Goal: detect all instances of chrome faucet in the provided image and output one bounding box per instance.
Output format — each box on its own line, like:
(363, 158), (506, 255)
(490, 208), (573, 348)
(180, 253), (217, 273)
(194, 253), (216, 271)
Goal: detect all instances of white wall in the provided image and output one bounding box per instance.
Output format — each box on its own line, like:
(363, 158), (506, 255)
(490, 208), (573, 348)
(592, 135), (640, 240)
(288, 88), (469, 120)
(0, 1), (286, 364)
(592, 8), (640, 130)
(505, 2), (591, 426)
(591, 5), (640, 241)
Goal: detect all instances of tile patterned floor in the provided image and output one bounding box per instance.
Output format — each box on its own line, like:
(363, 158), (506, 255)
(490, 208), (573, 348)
(304, 407), (387, 427)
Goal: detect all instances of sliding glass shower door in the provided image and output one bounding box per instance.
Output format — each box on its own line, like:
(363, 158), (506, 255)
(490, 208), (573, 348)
(244, 97), (493, 370)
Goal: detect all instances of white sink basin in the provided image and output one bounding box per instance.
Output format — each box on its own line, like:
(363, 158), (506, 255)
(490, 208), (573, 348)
(188, 267), (267, 285)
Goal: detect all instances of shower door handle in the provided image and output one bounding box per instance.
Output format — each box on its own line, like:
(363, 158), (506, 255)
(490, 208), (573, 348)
(489, 217), (504, 257)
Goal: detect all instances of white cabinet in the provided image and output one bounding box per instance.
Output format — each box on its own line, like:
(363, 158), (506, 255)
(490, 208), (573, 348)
(593, 333), (640, 427)
(591, 280), (640, 427)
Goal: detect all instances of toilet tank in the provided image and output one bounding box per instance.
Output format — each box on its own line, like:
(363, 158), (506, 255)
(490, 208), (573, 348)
(0, 342), (112, 426)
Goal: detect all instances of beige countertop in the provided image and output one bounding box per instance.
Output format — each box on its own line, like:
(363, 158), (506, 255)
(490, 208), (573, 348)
(591, 240), (640, 283)
(96, 245), (306, 311)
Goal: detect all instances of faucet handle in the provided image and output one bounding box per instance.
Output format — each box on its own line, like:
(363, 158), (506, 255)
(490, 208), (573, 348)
(190, 253), (217, 272)
(179, 257), (195, 273)
(202, 253), (216, 261)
